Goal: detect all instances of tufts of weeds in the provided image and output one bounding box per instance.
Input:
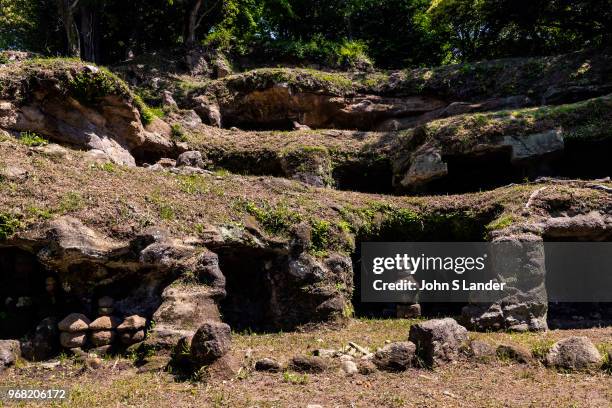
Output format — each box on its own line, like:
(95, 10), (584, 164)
(18, 131), (48, 146)
(282, 371), (309, 385)
(0, 212), (22, 240)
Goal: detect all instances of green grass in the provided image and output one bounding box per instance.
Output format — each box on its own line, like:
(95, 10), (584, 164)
(282, 371), (309, 385)
(58, 191), (84, 213)
(0, 212), (22, 240)
(18, 131), (48, 146)
(171, 124), (187, 142)
(486, 214), (514, 232)
(242, 200), (302, 235)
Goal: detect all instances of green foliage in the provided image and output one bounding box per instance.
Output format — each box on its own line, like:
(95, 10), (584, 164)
(282, 371), (309, 384)
(531, 339), (555, 360)
(309, 219), (331, 255)
(171, 124), (187, 142)
(0, 212), (22, 240)
(67, 68), (129, 104)
(133, 95), (154, 125)
(58, 191), (84, 213)
(243, 200), (302, 234)
(148, 106), (166, 118)
(148, 191), (176, 221)
(18, 131), (47, 146)
(264, 35), (372, 68)
(3, 0), (611, 69)
(178, 174), (209, 194)
(486, 214), (514, 232)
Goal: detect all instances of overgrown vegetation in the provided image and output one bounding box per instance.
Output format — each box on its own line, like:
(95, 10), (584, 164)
(242, 200), (302, 235)
(2, 0), (609, 69)
(0, 212), (22, 240)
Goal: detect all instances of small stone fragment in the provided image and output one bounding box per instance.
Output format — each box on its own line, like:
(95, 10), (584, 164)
(289, 355), (328, 373)
(341, 359), (358, 375)
(255, 358), (282, 372)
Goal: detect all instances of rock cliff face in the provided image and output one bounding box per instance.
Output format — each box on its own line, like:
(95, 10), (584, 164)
(0, 59), (177, 166)
(189, 49), (612, 131)
(1, 50), (611, 364)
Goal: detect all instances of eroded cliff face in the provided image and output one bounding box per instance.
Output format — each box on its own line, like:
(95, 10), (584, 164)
(1, 50), (611, 365)
(188, 49), (612, 131)
(0, 60), (178, 166)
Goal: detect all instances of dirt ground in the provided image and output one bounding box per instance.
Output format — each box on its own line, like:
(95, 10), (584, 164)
(1, 318), (611, 408)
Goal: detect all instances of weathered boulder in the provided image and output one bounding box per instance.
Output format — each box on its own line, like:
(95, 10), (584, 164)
(0, 62), (175, 166)
(58, 313), (91, 332)
(496, 344), (532, 364)
(20, 317), (59, 361)
(280, 147), (332, 187)
(340, 359), (358, 375)
(408, 318), (468, 367)
(0, 165), (28, 181)
(91, 330), (115, 347)
(358, 359), (378, 375)
(0, 340), (21, 370)
(255, 358), (282, 372)
(462, 234), (548, 332)
(190, 322), (231, 366)
(545, 336), (602, 371)
(467, 340), (496, 361)
(289, 355), (328, 373)
(176, 150), (206, 168)
(120, 330), (145, 345)
(117, 315), (147, 332)
(60, 332), (87, 349)
(400, 150), (448, 189)
(89, 316), (120, 331)
(373, 341), (416, 371)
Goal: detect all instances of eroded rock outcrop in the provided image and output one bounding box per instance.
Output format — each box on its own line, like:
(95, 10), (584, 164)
(190, 49), (612, 132)
(0, 60), (176, 165)
(462, 233), (548, 332)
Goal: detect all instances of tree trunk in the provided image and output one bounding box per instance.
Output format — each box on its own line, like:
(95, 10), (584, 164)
(80, 4), (96, 62)
(56, 0), (81, 57)
(186, 0), (203, 46)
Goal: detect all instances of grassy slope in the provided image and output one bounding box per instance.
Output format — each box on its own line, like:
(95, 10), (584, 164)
(1, 135), (610, 250)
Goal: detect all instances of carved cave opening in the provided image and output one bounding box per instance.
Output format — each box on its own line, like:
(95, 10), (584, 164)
(351, 210), (497, 320)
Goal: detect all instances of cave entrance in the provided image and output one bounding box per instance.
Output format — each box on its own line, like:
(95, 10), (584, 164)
(550, 138), (612, 180)
(425, 148), (520, 194)
(421, 139), (612, 195)
(544, 234), (612, 329)
(333, 158), (394, 194)
(351, 210), (496, 319)
(216, 246), (287, 333)
(0, 247), (66, 339)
